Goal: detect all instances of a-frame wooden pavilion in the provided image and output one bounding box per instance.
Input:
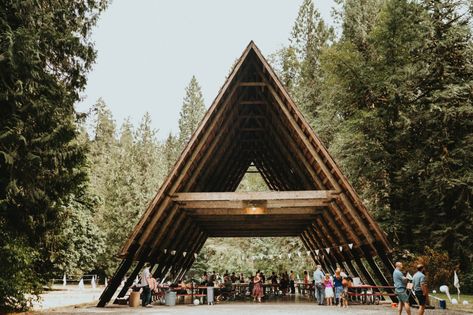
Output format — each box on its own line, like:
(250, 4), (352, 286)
(98, 41), (395, 307)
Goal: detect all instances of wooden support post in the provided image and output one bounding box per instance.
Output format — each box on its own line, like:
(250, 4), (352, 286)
(304, 228), (335, 273)
(352, 257), (377, 286)
(154, 221), (192, 278)
(175, 233), (207, 281)
(343, 259), (362, 280)
(114, 261), (144, 303)
(97, 256), (134, 307)
(307, 227), (337, 273)
(158, 223), (199, 280)
(303, 230), (331, 271)
(164, 227), (201, 280)
(300, 233), (326, 270)
(362, 247), (391, 287)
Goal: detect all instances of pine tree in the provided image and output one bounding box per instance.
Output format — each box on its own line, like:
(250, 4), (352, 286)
(133, 112), (165, 205)
(289, 0), (333, 121)
(163, 133), (179, 176)
(178, 76), (206, 151)
(400, 0), (473, 269)
(119, 118), (134, 147)
(314, 0), (473, 274)
(0, 0), (107, 311)
(87, 108), (166, 274)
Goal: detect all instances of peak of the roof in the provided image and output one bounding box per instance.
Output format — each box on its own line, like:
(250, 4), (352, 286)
(247, 40), (259, 51)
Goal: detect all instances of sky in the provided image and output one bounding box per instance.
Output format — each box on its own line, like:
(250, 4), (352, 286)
(77, 0), (335, 140)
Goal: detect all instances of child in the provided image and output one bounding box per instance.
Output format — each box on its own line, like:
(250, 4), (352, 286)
(324, 273), (334, 306)
(341, 276), (352, 308)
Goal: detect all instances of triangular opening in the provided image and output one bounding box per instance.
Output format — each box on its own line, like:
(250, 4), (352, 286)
(236, 163), (271, 192)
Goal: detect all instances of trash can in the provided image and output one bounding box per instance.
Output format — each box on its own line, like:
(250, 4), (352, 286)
(206, 287), (214, 305)
(165, 291), (177, 306)
(439, 299), (446, 309)
(129, 291), (140, 307)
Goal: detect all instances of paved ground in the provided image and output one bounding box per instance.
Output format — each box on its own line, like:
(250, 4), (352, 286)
(28, 286), (469, 315)
(31, 287), (104, 311)
(31, 302), (469, 315)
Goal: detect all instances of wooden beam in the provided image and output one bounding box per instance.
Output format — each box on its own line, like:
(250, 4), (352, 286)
(173, 190), (338, 203)
(239, 82), (266, 87)
(208, 231), (301, 237)
(184, 208), (323, 216)
(239, 100), (266, 105)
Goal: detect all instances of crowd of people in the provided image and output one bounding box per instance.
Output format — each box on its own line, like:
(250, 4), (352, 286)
(196, 267), (352, 306)
(312, 265), (351, 307)
(135, 261), (429, 313)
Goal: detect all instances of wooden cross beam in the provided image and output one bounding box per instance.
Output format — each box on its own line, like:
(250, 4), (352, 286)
(172, 190), (339, 210)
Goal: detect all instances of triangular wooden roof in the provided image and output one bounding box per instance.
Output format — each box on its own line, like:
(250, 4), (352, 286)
(98, 42), (395, 306)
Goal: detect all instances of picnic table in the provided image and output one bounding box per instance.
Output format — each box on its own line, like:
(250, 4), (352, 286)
(296, 282), (315, 297)
(348, 285), (396, 304)
(153, 283), (209, 304)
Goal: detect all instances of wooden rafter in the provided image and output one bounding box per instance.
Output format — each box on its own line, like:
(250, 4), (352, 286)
(97, 41), (396, 307)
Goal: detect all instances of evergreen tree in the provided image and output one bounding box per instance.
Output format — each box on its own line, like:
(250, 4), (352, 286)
(315, 0), (473, 275)
(88, 106), (165, 274)
(52, 194), (105, 277)
(271, 0), (332, 124)
(292, 0), (333, 121)
(178, 76), (206, 151)
(0, 0), (107, 311)
(163, 133), (179, 176)
(133, 112), (165, 207)
(400, 0), (473, 269)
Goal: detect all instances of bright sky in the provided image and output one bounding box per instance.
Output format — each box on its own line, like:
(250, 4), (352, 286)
(77, 0), (335, 140)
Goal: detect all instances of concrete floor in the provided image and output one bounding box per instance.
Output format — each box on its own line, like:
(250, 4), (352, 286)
(32, 302), (467, 315)
(29, 287), (467, 315)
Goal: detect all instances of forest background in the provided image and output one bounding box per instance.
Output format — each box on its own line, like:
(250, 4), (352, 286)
(1, 0), (472, 312)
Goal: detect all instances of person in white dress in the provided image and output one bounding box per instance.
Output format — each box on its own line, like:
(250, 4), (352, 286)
(324, 274), (334, 306)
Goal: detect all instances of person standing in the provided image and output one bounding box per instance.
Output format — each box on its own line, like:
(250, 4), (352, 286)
(393, 262), (411, 315)
(270, 271), (278, 295)
(333, 269), (344, 306)
(289, 271), (296, 294)
(341, 276), (351, 308)
(210, 271), (216, 284)
(141, 263), (152, 307)
(313, 265), (325, 305)
(324, 274), (334, 306)
(279, 272), (288, 295)
(231, 272), (237, 283)
(303, 270), (310, 295)
(412, 264), (429, 315)
(252, 272), (263, 303)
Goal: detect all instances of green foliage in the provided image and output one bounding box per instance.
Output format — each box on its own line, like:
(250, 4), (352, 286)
(178, 76), (206, 150)
(0, 224), (41, 312)
(271, 0), (473, 290)
(50, 194), (105, 277)
(163, 132), (179, 175)
(271, 0), (333, 123)
(236, 168), (270, 192)
(188, 237), (314, 281)
(406, 247), (457, 290)
(0, 0), (107, 311)
(87, 100), (165, 274)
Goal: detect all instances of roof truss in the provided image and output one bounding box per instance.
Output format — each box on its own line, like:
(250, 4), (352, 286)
(97, 41), (396, 307)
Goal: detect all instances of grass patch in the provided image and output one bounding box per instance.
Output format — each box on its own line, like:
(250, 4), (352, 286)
(429, 293), (473, 313)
